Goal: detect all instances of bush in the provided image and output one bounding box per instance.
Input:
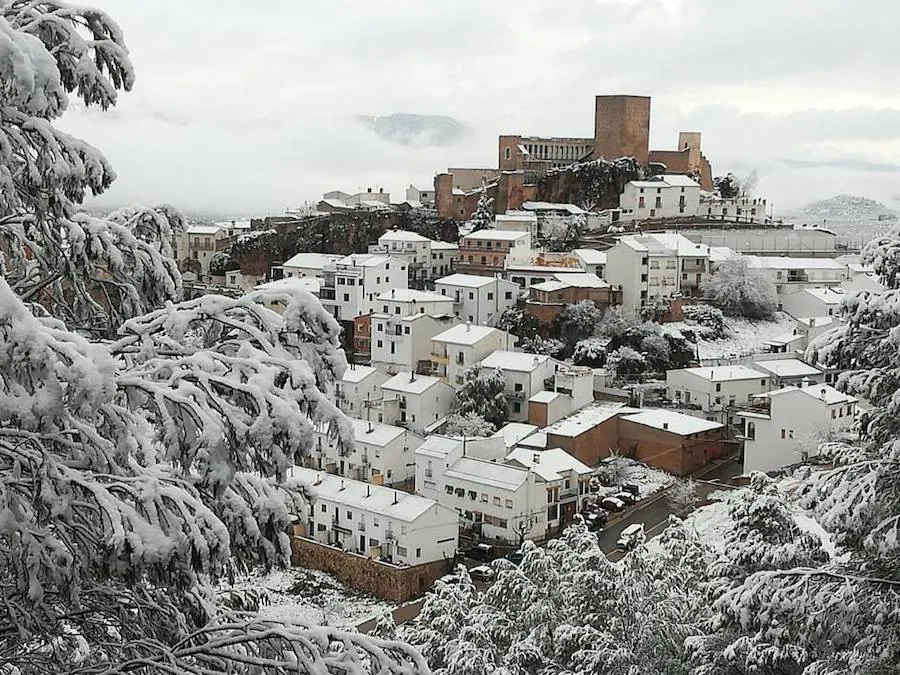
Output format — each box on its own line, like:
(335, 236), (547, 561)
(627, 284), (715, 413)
(607, 346), (646, 376)
(573, 337), (609, 367)
(702, 258), (777, 320)
(681, 304), (726, 338)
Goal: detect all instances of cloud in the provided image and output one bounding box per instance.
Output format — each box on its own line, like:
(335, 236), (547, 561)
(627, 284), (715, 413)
(778, 158), (900, 174)
(59, 0), (900, 215)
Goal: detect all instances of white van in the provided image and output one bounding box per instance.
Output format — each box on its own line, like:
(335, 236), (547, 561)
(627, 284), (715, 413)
(616, 523), (645, 551)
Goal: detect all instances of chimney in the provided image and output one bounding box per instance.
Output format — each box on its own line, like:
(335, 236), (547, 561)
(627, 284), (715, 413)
(466, 321), (471, 332)
(801, 377), (810, 388)
(391, 288), (395, 298)
(393, 492), (398, 505)
(339, 479), (345, 491)
(367, 421), (374, 433)
(809, 318), (816, 327)
(379, 187), (384, 194)
(533, 453), (540, 464)
(820, 388), (827, 400)
(410, 371), (415, 382)
(366, 484), (371, 497)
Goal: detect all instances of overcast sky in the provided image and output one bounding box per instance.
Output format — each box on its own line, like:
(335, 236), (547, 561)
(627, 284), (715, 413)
(61, 0), (900, 218)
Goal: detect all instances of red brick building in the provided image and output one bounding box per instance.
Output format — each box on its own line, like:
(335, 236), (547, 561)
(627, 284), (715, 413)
(525, 273), (622, 326)
(352, 313), (371, 361)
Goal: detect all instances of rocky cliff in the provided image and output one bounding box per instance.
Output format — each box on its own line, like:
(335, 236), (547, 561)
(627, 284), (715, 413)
(535, 157), (641, 209)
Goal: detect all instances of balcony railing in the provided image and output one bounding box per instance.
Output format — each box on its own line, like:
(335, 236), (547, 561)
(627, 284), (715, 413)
(357, 521), (366, 532)
(431, 352), (449, 364)
(509, 390), (526, 400)
(543, 377), (555, 390)
(384, 529), (395, 540)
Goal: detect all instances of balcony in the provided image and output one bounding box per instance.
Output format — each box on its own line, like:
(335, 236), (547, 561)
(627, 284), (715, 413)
(431, 352), (449, 365)
(357, 521), (366, 532)
(384, 529), (396, 540)
(786, 272), (809, 283)
(543, 377), (555, 390)
(509, 390), (527, 400)
(682, 261), (706, 272)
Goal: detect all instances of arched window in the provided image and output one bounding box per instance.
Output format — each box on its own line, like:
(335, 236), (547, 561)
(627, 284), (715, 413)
(504, 146), (511, 160)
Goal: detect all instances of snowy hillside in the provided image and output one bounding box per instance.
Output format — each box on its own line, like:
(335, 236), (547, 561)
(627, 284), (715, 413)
(793, 194), (896, 222)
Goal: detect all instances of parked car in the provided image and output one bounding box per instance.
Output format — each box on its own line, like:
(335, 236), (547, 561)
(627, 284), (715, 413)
(601, 496), (626, 512)
(506, 550), (525, 566)
(616, 523), (645, 551)
(469, 565), (495, 582)
(466, 543), (495, 562)
(620, 482), (640, 497)
(584, 510), (608, 531)
(613, 491), (636, 506)
(437, 573), (461, 585)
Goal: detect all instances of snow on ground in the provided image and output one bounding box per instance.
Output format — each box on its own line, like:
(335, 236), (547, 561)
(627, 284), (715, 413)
(619, 458), (676, 498)
(684, 497), (735, 550)
(662, 313), (797, 361)
(226, 567), (390, 629)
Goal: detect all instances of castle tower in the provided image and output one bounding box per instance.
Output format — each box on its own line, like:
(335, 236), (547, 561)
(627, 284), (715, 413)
(594, 95), (651, 166)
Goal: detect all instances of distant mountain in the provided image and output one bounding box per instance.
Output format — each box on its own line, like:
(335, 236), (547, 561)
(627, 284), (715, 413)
(795, 194), (897, 222)
(356, 113), (472, 148)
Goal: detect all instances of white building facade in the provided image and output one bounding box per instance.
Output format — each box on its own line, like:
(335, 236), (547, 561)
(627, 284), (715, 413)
(380, 372), (457, 433)
(619, 175), (701, 220)
(431, 324), (517, 387)
(370, 312), (459, 375)
(478, 351), (561, 422)
(335, 365), (391, 421)
(322, 254), (408, 321)
(434, 273), (520, 325)
(666, 365), (772, 424)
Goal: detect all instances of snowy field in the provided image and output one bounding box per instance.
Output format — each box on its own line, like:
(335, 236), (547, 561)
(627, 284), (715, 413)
(662, 312), (797, 361)
(226, 567), (390, 629)
(619, 458), (676, 498)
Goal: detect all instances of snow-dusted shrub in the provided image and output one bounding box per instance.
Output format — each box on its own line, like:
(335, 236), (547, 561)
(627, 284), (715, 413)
(573, 336), (609, 367)
(606, 346), (647, 376)
(454, 365), (509, 429)
(557, 300), (603, 347)
(702, 258), (777, 320)
(497, 306), (540, 340)
(521, 335), (566, 357)
(444, 412), (495, 437)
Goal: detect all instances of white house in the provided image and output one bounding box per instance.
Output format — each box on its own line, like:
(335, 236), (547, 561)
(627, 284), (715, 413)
(335, 365), (390, 420)
(572, 248), (607, 278)
(380, 372), (456, 433)
(406, 185), (435, 206)
(528, 365), (595, 426)
(415, 436), (546, 544)
(279, 253), (343, 280)
(322, 254), (408, 321)
(605, 232), (710, 311)
(376, 289), (455, 317)
(494, 211), (539, 241)
(699, 195), (769, 223)
(430, 241), (459, 278)
(505, 446), (594, 532)
(308, 417), (424, 487)
(370, 312), (459, 375)
(666, 365), (771, 424)
(781, 287), (847, 319)
(371, 230), (433, 283)
(289, 466), (458, 566)
(840, 260), (885, 295)
(178, 224), (229, 279)
(745, 257), (845, 303)
(478, 351), (561, 422)
(431, 323), (517, 386)
(739, 383), (858, 473)
(792, 316), (840, 352)
(619, 174), (701, 220)
(752, 359), (825, 389)
(434, 273), (520, 325)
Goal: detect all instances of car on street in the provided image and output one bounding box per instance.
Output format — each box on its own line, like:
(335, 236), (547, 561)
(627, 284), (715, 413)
(469, 565), (495, 582)
(601, 496), (626, 512)
(616, 523), (645, 551)
(620, 482), (640, 497)
(613, 491), (637, 506)
(506, 550), (524, 566)
(466, 543), (496, 562)
(584, 510), (608, 531)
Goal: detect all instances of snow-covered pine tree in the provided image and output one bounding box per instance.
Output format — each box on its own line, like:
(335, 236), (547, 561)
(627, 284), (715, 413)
(466, 184), (494, 234)
(455, 365), (509, 429)
(0, 4), (182, 337)
(557, 300), (603, 348)
(701, 257), (777, 320)
(444, 411), (495, 437)
(497, 305), (540, 341)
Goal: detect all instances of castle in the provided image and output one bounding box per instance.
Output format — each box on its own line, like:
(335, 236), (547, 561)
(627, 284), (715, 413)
(434, 94), (713, 221)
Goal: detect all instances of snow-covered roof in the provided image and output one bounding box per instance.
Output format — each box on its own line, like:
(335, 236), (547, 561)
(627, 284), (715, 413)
(416, 435), (462, 459)
(349, 417), (406, 447)
(430, 241), (459, 251)
(283, 252), (342, 270)
(186, 224), (226, 236)
(522, 201), (586, 215)
(255, 277), (323, 294)
(760, 384), (857, 406)
(530, 390), (562, 404)
(531, 280), (570, 293)
(444, 457), (529, 491)
(505, 447), (593, 482)
(630, 180), (667, 188)
(382, 372), (444, 395)
(551, 273), (610, 289)
(462, 230), (530, 242)
(341, 364), (382, 384)
(764, 332), (806, 348)
(517, 431), (548, 450)
(336, 254), (391, 268)
(379, 229), (431, 243)
(432, 324), (497, 346)
(793, 287), (846, 304)
(709, 246), (740, 263)
(452, 188), (466, 196)
(360, 200), (392, 209)
(215, 220), (252, 230)
(752, 359), (823, 379)
(676, 365), (769, 382)
(480, 350), (551, 372)
(747, 256), (845, 271)
(495, 213), (537, 223)
(794, 316), (837, 328)
(377, 289), (454, 304)
(492, 423), (539, 449)
(545, 403), (636, 438)
(287, 466), (441, 522)
(573, 249), (607, 265)
(320, 198), (350, 209)
(650, 233), (710, 257)
(660, 174), (701, 188)
(435, 273), (496, 288)
(620, 409), (724, 436)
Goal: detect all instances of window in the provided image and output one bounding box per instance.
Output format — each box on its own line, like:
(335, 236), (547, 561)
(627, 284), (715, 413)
(467, 490), (477, 501)
(564, 479), (570, 490)
(504, 146), (511, 160)
(514, 383), (523, 392)
(487, 292), (494, 300)
(346, 510), (352, 519)
(505, 499), (513, 509)
(401, 525), (407, 535)
(343, 293), (350, 302)
(337, 278), (345, 286)
(493, 496), (501, 506)
(404, 326), (410, 335)
(781, 429), (786, 439)
(376, 340), (383, 348)
(317, 523), (326, 532)
(513, 402), (521, 413)
(505, 291), (513, 300)
(397, 546), (407, 556)
(715, 383), (722, 392)
(746, 421), (756, 440)
(831, 409), (836, 419)
(320, 504), (327, 512)
(480, 493), (488, 503)
(445, 485), (454, 495)
(416, 547), (422, 558)
(760, 379), (766, 386)
(468, 292), (474, 300)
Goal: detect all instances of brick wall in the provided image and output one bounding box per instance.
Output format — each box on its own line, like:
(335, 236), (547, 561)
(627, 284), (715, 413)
(548, 416), (621, 466)
(290, 535), (454, 603)
(528, 401), (549, 428)
(617, 419), (725, 476)
(594, 95), (651, 167)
